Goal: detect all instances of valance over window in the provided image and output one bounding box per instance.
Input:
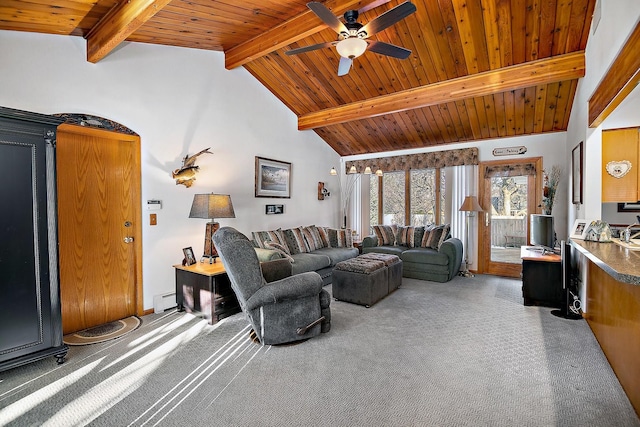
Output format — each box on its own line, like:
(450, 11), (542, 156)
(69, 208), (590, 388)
(345, 147), (478, 174)
(483, 163), (536, 178)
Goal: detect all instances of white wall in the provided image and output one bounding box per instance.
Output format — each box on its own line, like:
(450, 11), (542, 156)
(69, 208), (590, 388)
(0, 30), (340, 310)
(565, 2), (640, 228)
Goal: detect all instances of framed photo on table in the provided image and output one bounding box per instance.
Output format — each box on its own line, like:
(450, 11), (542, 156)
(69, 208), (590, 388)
(572, 142), (583, 204)
(182, 247), (197, 266)
(255, 157), (291, 198)
(570, 219), (592, 240)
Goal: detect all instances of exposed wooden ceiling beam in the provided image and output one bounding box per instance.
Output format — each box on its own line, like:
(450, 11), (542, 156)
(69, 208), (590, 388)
(86, 0), (172, 63)
(588, 21), (640, 128)
(298, 52), (586, 130)
(224, 0), (373, 70)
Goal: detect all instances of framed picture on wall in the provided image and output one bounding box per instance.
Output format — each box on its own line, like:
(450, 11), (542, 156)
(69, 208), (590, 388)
(572, 141), (583, 204)
(255, 157), (291, 198)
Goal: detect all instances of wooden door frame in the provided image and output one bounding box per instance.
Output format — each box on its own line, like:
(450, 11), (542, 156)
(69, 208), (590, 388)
(57, 123), (144, 319)
(477, 157), (543, 276)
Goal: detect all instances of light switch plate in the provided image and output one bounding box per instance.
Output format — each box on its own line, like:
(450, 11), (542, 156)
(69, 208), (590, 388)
(150, 213), (157, 226)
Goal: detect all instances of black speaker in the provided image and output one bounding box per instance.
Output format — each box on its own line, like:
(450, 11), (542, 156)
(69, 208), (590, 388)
(551, 240), (582, 319)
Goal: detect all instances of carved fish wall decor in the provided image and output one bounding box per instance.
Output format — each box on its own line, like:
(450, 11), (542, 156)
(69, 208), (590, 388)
(172, 147), (212, 187)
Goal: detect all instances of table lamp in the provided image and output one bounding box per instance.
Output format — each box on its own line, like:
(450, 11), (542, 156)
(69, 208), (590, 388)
(189, 193), (235, 263)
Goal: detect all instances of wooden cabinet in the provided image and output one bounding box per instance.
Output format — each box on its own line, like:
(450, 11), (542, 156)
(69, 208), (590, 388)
(174, 262), (240, 324)
(602, 127), (640, 202)
(0, 107), (68, 372)
(521, 247), (562, 308)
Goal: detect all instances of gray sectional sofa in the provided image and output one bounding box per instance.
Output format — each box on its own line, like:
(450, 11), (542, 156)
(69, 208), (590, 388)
(362, 224), (463, 283)
(251, 226), (359, 285)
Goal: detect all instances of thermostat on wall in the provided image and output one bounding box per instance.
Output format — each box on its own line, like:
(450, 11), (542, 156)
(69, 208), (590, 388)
(147, 200), (162, 210)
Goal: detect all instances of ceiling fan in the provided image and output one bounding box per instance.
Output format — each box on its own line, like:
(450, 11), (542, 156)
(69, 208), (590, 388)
(285, 1), (417, 76)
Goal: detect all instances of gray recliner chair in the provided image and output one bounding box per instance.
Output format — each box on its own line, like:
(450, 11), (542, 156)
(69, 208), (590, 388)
(213, 227), (331, 345)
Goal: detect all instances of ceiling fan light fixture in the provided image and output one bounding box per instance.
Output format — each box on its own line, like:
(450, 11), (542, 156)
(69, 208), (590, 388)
(336, 37), (367, 59)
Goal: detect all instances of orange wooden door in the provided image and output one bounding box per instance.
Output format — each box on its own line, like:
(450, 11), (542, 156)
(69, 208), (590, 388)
(56, 123), (142, 334)
(478, 158), (542, 278)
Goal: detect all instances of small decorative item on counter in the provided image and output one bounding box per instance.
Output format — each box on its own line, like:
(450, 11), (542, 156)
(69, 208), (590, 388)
(584, 220), (612, 242)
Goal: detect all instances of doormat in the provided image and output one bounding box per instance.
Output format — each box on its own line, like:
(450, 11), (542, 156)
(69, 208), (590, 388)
(63, 316), (141, 346)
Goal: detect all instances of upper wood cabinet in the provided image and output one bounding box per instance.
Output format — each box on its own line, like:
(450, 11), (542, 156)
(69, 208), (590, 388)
(602, 128), (640, 203)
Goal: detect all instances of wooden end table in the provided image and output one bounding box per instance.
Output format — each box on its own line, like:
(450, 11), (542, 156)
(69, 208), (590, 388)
(173, 262), (240, 324)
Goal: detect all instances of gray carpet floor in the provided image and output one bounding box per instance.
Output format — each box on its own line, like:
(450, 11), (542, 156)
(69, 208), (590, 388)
(1, 274), (639, 426)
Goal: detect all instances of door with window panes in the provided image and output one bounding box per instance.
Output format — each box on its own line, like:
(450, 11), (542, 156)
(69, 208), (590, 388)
(478, 158), (542, 278)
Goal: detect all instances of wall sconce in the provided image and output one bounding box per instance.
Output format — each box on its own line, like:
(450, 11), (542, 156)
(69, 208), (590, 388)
(363, 166), (372, 174)
(348, 165), (357, 174)
(189, 193), (235, 263)
(375, 169), (383, 176)
(330, 167), (338, 176)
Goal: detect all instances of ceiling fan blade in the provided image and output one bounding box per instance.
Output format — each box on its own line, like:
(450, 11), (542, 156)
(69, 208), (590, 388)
(359, 1), (416, 37)
(366, 40), (411, 59)
(285, 41), (337, 56)
(307, 2), (348, 34)
(338, 56), (353, 76)
(358, 0), (392, 15)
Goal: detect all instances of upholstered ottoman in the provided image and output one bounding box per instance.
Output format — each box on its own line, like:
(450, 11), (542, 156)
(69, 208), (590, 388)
(359, 253), (403, 293)
(332, 257), (387, 307)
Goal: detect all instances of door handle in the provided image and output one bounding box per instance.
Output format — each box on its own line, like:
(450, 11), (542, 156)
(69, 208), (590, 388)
(124, 237), (134, 243)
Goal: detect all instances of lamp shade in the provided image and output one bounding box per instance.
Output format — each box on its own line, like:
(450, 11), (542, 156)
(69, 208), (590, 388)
(459, 196), (483, 212)
(336, 37), (367, 59)
(189, 194), (235, 220)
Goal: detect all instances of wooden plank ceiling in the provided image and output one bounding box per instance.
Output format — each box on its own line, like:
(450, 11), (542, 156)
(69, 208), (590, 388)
(0, 0), (595, 156)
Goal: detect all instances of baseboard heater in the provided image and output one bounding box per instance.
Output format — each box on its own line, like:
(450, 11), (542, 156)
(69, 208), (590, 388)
(153, 292), (177, 314)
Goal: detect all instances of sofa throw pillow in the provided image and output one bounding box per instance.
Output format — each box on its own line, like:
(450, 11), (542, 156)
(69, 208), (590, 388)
(302, 225), (325, 251)
(437, 224), (451, 249)
(413, 226), (426, 247)
(396, 226), (416, 248)
(424, 224), (450, 250)
(420, 225), (433, 248)
(252, 229), (288, 251)
(318, 226), (331, 248)
(265, 242), (294, 263)
(328, 228), (353, 248)
(282, 227), (309, 254)
(373, 225), (395, 246)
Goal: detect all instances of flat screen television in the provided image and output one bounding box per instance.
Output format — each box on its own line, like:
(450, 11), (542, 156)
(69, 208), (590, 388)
(530, 214), (555, 252)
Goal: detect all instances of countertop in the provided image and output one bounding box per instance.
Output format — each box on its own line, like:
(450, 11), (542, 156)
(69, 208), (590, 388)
(570, 239), (640, 285)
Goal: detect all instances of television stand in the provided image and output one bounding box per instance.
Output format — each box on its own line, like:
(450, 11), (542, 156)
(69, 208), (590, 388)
(520, 247), (562, 308)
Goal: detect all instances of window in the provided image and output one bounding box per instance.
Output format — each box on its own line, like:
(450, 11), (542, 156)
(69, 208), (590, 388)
(369, 176), (379, 227)
(370, 168), (445, 227)
(439, 169), (446, 224)
(382, 172), (405, 226)
(410, 169), (436, 226)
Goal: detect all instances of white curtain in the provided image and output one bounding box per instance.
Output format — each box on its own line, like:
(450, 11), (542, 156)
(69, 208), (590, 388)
(448, 165), (478, 267)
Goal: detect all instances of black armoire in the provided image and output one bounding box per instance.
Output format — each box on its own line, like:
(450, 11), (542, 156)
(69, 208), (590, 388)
(0, 107), (68, 371)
